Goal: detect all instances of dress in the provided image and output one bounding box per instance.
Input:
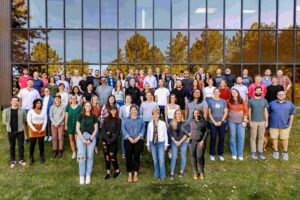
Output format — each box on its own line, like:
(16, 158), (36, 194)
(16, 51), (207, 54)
(65, 104), (82, 135)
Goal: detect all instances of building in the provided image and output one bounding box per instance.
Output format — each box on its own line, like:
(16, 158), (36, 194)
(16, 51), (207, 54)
(1, 0), (300, 107)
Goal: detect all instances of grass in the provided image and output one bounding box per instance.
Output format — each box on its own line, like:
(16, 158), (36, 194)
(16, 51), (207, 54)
(0, 111), (300, 200)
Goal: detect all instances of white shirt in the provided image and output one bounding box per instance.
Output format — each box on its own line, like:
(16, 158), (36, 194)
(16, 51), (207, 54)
(154, 87), (170, 106)
(27, 109), (47, 131)
(203, 86), (216, 99)
(41, 95), (50, 116)
(57, 80), (70, 92)
(144, 75), (157, 89)
(232, 84), (248, 101)
(17, 88), (41, 110)
(58, 92), (69, 108)
(70, 76), (82, 88)
(146, 120), (169, 146)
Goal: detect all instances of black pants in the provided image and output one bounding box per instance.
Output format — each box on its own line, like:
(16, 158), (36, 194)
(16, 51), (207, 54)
(29, 137), (45, 158)
(189, 141), (206, 174)
(102, 141), (119, 171)
(8, 131), (24, 161)
(46, 117), (51, 137)
(124, 139), (144, 173)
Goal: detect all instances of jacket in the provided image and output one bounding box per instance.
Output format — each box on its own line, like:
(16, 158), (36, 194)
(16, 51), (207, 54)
(122, 117), (145, 139)
(101, 117), (121, 144)
(2, 108), (27, 132)
(42, 96), (54, 116)
(181, 118), (208, 143)
(146, 120), (169, 146)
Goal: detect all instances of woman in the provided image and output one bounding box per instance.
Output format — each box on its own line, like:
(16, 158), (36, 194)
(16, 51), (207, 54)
(164, 94), (180, 126)
(140, 83), (151, 102)
(161, 73), (169, 88)
(146, 108), (168, 180)
(42, 88), (54, 142)
(219, 80), (230, 101)
(204, 72), (212, 87)
(182, 109), (208, 180)
(66, 71), (72, 84)
(57, 83), (69, 108)
(226, 89), (248, 161)
(118, 72), (126, 89)
(57, 74), (70, 93)
(91, 95), (101, 154)
(203, 78), (216, 102)
(101, 106), (121, 180)
(122, 105), (145, 183)
(136, 70), (145, 91)
(82, 83), (95, 103)
(100, 95), (119, 128)
(208, 88), (228, 161)
(71, 86), (83, 105)
(112, 80), (125, 107)
(140, 92), (158, 133)
(195, 73), (204, 89)
(46, 76), (58, 97)
(185, 89), (208, 121)
(27, 99), (47, 165)
(168, 110), (188, 180)
(76, 101), (98, 185)
(188, 80), (201, 98)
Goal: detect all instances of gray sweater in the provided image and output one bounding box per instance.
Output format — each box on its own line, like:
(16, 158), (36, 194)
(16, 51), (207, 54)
(49, 104), (65, 125)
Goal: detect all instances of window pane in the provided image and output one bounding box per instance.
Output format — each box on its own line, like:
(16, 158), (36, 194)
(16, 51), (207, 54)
(84, 31), (99, 63)
(137, 31), (153, 63)
(297, 32), (300, 63)
(29, 65), (46, 76)
(190, 0), (206, 29)
(297, 0), (300, 28)
(172, 0), (188, 29)
(137, 0), (153, 29)
(119, 31), (135, 63)
(48, 0), (64, 28)
(29, 0), (45, 28)
(171, 31), (188, 63)
(243, 0), (258, 29)
(243, 31), (258, 63)
(66, 65), (82, 75)
(47, 30), (64, 63)
(66, 0), (82, 28)
(295, 66), (300, 106)
(83, 65), (100, 75)
(48, 65), (64, 76)
(83, 0), (99, 28)
(154, 31), (170, 63)
(12, 30), (28, 63)
(260, 31), (276, 63)
(12, 0), (28, 28)
(225, 31), (241, 63)
(119, 0), (135, 28)
(278, 31), (294, 63)
(207, 65), (222, 75)
(207, 0), (223, 29)
(261, 0), (276, 29)
(278, 0), (294, 29)
(154, 0), (170, 28)
(172, 65), (188, 76)
(101, 0), (117, 28)
(30, 30), (46, 62)
(66, 31), (82, 62)
(225, 0), (241, 29)
(243, 65), (258, 78)
(189, 31), (206, 63)
(207, 31), (223, 63)
(260, 65), (276, 76)
(101, 31), (117, 63)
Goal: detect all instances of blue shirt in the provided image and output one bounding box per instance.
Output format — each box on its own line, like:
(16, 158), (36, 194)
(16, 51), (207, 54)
(261, 76), (272, 87)
(122, 117), (145, 139)
(208, 98), (227, 123)
(33, 79), (44, 94)
(106, 77), (116, 88)
(268, 100), (296, 128)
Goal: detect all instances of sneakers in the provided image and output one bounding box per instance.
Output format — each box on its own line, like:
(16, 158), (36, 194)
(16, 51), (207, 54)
(210, 155), (215, 161)
(273, 151), (279, 160)
(104, 174), (111, 180)
(48, 136), (52, 142)
(238, 156), (244, 161)
(199, 173), (204, 180)
(178, 172), (184, 178)
(18, 160), (26, 167)
(168, 150), (172, 159)
(127, 173), (133, 183)
(44, 136), (48, 142)
(85, 176), (91, 184)
(232, 155), (237, 160)
(133, 174), (139, 182)
(113, 171), (121, 179)
(193, 174), (199, 180)
(79, 176), (85, 185)
(170, 175), (175, 180)
(282, 152), (289, 161)
(251, 152), (258, 160)
(72, 152), (77, 159)
(218, 155), (225, 161)
(10, 161), (17, 168)
(258, 152), (266, 160)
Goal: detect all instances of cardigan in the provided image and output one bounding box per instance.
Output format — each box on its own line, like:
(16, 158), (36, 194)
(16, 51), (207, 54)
(2, 108), (27, 132)
(146, 120), (169, 146)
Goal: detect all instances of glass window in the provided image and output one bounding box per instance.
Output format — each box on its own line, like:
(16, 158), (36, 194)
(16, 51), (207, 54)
(48, 0), (64, 28)
(207, 0), (223, 29)
(119, 31), (135, 63)
(29, 30), (46, 62)
(154, 0), (170, 28)
(172, 65), (188, 76)
(225, 0), (241, 29)
(48, 65), (64, 76)
(119, 0), (135, 28)
(260, 65), (277, 76)
(83, 65), (100, 74)
(66, 0), (82, 28)
(66, 65), (82, 75)
(83, 0), (100, 28)
(297, 0), (300, 28)
(278, 31), (294, 63)
(29, 65), (46, 76)
(12, 0), (28, 28)
(243, 31), (258, 63)
(190, 64), (206, 76)
(297, 32), (300, 63)
(84, 31), (100, 63)
(226, 65), (241, 77)
(261, 0), (276, 29)
(154, 64), (170, 76)
(278, 0), (294, 29)
(225, 31), (241, 63)
(154, 31), (169, 63)
(190, 0), (206, 29)
(137, 0), (153, 29)
(171, 31), (188, 63)
(207, 65), (222, 76)
(137, 31), (153, 63)
(260, 31), (276, 63)
(29, 0), (45, 28)
(101, 0), (117, 28)
(172, 0), (188, 29)
(101, 31), (117, 63)
(189, 31), (206, 63)
(243, 65), (258, 78)
(47, 30), (64, 63)
(295, 66), (300, 106)
(12, 30), (28, 63)
(243, 0), (258, 29)
(66, 31), (82, 63)
(207, 31), (223, 63)
(12, 65), (27, 95)
(137, 65), (153, 73)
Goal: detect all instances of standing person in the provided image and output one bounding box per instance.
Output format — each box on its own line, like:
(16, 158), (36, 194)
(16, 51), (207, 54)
(106, 70), (116, 88)
(125, 69), (138, 88)
(276, 69), (292, 100)
(41, 72), (48, 97)
(32, 72), (44, 95)
(154, 67), (162, 87)
(57, 74), (70, 93)
(52, 70), (60, 82)
(242, 68), (253, 88)
(87, 69), (94, 84)
(208, 88), (228, 161)
(248, 87), (269, 160)
(41, 88), (54, 142)
(71, 86), (83, 105)
(171, 80), (188, 118)
(122, 105), (145, 183)
(204, 72), (212, 87)
(140, 92), (158, 133)
(118, 72), (126, 89)
(2, 97), (27, 168)
(185, 89), (208, 121)
(161, 73), (169, 88)
(203, 78), (216, 101)
(46, 76), (58, 97)
(144, 68), (157, 91)
(82, 83), (95, 103)
(181, 71), (193, 95)
(140, 83), (151, 103)
(70, 69), (82, 89)
(194, 74), (204, 90)
(224, 68), (236, 88)
(65, 71), (72, 84)
(219, 80), (231, 101)
(27, 99), (47, 165)
(182, 109), (208, 180)
(188, 79), (201, 99)
(93, 70), (101, 89)
(168, 74), (177, 91)
(100, 95), (119, 129)
(232, 77), (248, 101)
(146, 108), (168, 180)
(91, 95), (101, 155)
(227, 89), (248, 160)
(261, 69), (272, 87)
(76, 102), (98, 185)
(112, 80), (125, 107)
(269, 91), (296, 161)
(248, 75), (267, 99)
(165, 94), (180, 126)
(101, 106), (122, 180)
(155, 79), (170, 120)
(213, 68), (225, 88)
(57, 83), (69, 108)
(136, 69), (145, 91)
(65, 95), (82, 159)
(266, 76), (284, 103)
(194, 67), (205, 81)
(79, 74), (92, 94)
(49, 94), (65, 158)
(95, 77), (113, 107)
(125, 78), (141, 106)
(168, 110), (188, 180)
(18, 68), (31, 89)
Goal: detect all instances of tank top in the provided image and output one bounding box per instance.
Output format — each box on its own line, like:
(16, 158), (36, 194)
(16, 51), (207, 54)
(167, 105), (178, 119)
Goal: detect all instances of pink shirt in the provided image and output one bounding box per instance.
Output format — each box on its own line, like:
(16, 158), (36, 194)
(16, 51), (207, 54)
(248, 83), (267, 99)
(18, 75), (32, 89)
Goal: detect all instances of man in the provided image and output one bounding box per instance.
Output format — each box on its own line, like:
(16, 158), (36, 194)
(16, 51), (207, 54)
(168, 74), (177, 91)
(18, 68), (31, 89)
(181, 70), (193, 96)
(261, 69), (272, 87)
(178, 70), (184, 80)
(154, 79), (170, 120)
(52, 69), (60, 82)
(224, 68), (236, 88)
(276, 70), (292, 99)
(93, 69), (101, 89)
(266, 76), (284, 103)
(32, 71), (44, 95)
(79, 74), (92, 93)
(232, 77), (248, 101)
(2, 97), (27, 168)
(154, 67), (162, 87)
(95, 77), (113, 106)
(213, 68), (225, 88)
(268, 91), (295, 161)
(194, 67), (205, 80)
(248, 87), (269, 160)
(70, 69), (82, 89)
(125, 78), (141, 106)
(106, 70), (116, 88)
(171, 80), (188, 118)
(248, 75), (267, 99)
(87, 69), (94, 84)
(125, 69), (138, 88)
(144, 69), (157, 91)
(241, 68), (253, 88)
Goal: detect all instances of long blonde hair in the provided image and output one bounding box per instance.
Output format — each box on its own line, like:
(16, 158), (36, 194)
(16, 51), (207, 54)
(169, 110), (184, 130)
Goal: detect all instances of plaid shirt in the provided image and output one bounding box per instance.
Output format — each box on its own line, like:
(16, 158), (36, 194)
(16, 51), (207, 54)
(277, 76), (291, 91)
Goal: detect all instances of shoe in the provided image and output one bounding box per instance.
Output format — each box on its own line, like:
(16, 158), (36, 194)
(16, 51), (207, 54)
(44, 136), (48, 142)
(251, 152), (258, 160)
(168, 150), (172, 159)
(210, 155), (215, 161)
(94, 147), (99, 155)
(273, 151), (279, 160)
(85, 176), (91, 184)
(18, 160), (26, 167)
(29, 157), (35, 165)
(133, 174), (139, 182)
(282, 152), (289, 161)
(178, 172), (184, 178)
(193, 174), (199, 180)
(53, 150), (58, 158)
(48, 136), (52, 142)
(104, 174), (111, 180)
(40, 157), (45, 164)
(122, 154), (126, 159)
(170, 175), (174, 180)
(127, 173), (133, 183)
(199, 173), (204, 180)
(113, 171), (121, 179)
(232, 155), (237, 160)
(24, 139), (29, 145)
(238, 156), (244, 161)
(218, 155), (225, 161)
(57, 150), (63, 158)
(80, 176), (85, 185)
(72, 152), (76, 159)
(10, 161), (17, 169)
(258, 152), (266, 160)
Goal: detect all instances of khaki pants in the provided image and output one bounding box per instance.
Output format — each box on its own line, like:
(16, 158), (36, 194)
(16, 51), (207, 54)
(51, 124), (65, 150)
(250, 121), (266, 153)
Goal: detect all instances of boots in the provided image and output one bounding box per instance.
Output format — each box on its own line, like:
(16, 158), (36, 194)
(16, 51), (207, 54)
(29, 156), (35, 165)
(57, 150), (63, 158)
(52, 150), (58, 158)
(40, 153), (45, 164)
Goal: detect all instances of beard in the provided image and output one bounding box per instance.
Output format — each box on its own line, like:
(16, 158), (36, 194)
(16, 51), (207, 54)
(255, 93), (262, 97)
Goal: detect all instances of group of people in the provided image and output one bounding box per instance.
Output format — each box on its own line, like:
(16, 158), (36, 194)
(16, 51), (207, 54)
(2, 66), (296, 185)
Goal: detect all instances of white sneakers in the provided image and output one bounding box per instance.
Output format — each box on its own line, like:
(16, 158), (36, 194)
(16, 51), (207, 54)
(80, 176), (85, 185)
(218, 156), (225, 161)
(210, 155), (215, 161)
(72, 152), (76, 159)
(232, 156), (237, 160)
(238, 157), (244, 161)
(79, 176), (91, 185)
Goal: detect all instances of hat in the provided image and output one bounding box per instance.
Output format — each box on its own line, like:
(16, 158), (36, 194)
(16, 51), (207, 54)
(54, 94), (61, 99)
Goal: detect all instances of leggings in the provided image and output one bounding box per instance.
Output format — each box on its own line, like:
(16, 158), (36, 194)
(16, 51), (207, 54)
(29, 137), (45, 159)
(102, 141), (119, 171)
(189, 141), (205, 174)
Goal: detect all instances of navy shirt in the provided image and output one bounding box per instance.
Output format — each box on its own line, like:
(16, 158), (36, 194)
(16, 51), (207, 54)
(213, 75), (225, 88)
(242, 76), (253, 88)
(106, 77), (116, 88)
(33, 79), (44, 94)
(268, 100), (296, 128)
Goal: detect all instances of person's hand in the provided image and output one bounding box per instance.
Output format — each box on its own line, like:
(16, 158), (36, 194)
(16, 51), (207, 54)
(265, 121), (268, 128)
(82, 139), (88, 145)
(164, 146), (168, 151)
(128, 137), (135, 144)
(242, 121), (247, 128)
(198, 141), (204, 149)
(176, 141), (181, 147)
(249, 122), (254, 128)
(216, 121), (222, 126)
(147, 146), (151, 152)
(86, 140), (91, 145)
(65, 126), (68, 131)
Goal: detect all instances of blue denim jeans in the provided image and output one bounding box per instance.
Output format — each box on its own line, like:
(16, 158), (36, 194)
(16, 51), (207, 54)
(170, 140), (188, 175)
(77, 132), (96, 176)
(116, 100), (124, 107)
(209, 122), (226, 156)
(150, 142), (166, 179)
(228, 121), (245, 157)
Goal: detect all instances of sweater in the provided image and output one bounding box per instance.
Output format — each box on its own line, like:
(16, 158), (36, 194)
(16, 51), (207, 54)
(2, 108), (27, 132)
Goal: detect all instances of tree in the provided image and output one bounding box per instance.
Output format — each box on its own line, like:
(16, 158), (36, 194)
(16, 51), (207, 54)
(207, 31), (223, 63)
(12, 0), (28, 28)
(190, 32), (206, 63)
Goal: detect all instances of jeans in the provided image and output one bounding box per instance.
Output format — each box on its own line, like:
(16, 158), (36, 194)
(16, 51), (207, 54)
(209, 122), (226, 156)
(102, 141), (119, 171)
(116, 100), (124, 107)
(150, 142), (166, 179)
(170, 140), (188, 175)
(7, 131), (24, 161)
(77, 132), (96, 176)
(228, 121), (245, 157)
(158, 105), (165, 120)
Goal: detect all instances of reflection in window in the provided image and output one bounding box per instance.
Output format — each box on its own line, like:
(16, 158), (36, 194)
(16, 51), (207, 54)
(47, 30), (64, 63)
(154, 0), (170, 28)
(84, 31), (100, 63)
(295, 66), (300, 106)
(83, 65), (100, 74)
(137, 0), (153, 29)
(225, 31), (241, 63)
(66, 65), (82, 75)
(119, 31), (135, 63)
(243, 31), (258, 63)
(243, 0), (258, 29)
(260, 65), (277, 76)
(66, 0), (82, 28)
(207, 65), (222, 75)
(101, 0), (117, 28)
(12, 30), (28, 63)
(243, 65), (258, 78)
(66, 31), (82, 62)
(207, 0), (223, 29)
(172, 65), (188, 76)
(48, 65), (64, 76)
(172, 0), (188, 29)
(278, 31), (293, 63)
(171, 31), (188, 63)
(261, 0), (276, 29)
(101, 31), (117, 63)
(12, 65), (27, 95)
(83, 0), (99, 28)
(30, 30), (46, 62)
(297, 0), (300, 28)
(207, 31), (223, 63)
(29, 65), (46, 76)
(226, 65), (241, 77)
(297, 32), (300, 63)
(278, 0), (294, 29)
(48, 0), (63, 28)
(119, 0), (135, 28)
(154, 31), (169, 63)
(12, 0), (28, 28)
(189, 31), (206, 63)
(225, 0), (241, 29)
(190, 0), (206, 29)
(260, 31), (276, 63)
(29, 0), (45, 28)
(137, 31), (153, 63)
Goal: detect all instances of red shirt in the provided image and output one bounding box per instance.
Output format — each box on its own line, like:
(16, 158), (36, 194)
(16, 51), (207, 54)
(18, 75), (32, 89)
(219, 87), (230, 100)
(248, 83), (267, 99)
(41, 79), (49, 96)
(136, 75), (145, 89)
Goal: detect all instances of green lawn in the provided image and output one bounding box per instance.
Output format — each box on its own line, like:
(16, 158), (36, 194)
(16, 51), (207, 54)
(0, 111), (299, 200)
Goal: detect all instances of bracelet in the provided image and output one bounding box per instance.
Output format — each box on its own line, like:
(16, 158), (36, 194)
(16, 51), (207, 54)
(88, 138), (93, 142)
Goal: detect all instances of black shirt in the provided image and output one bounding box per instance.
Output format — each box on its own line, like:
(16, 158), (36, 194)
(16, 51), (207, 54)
(83, 91), (95, 102)
(182, 78), (193, 92)
(126, 86), (141, 106)
(10, 108), (18, 133)
(224, 74), (236, 88)
(266, 84), (284, 103)
(171, 88), (187, 110)
(79, 79), (92, 93)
